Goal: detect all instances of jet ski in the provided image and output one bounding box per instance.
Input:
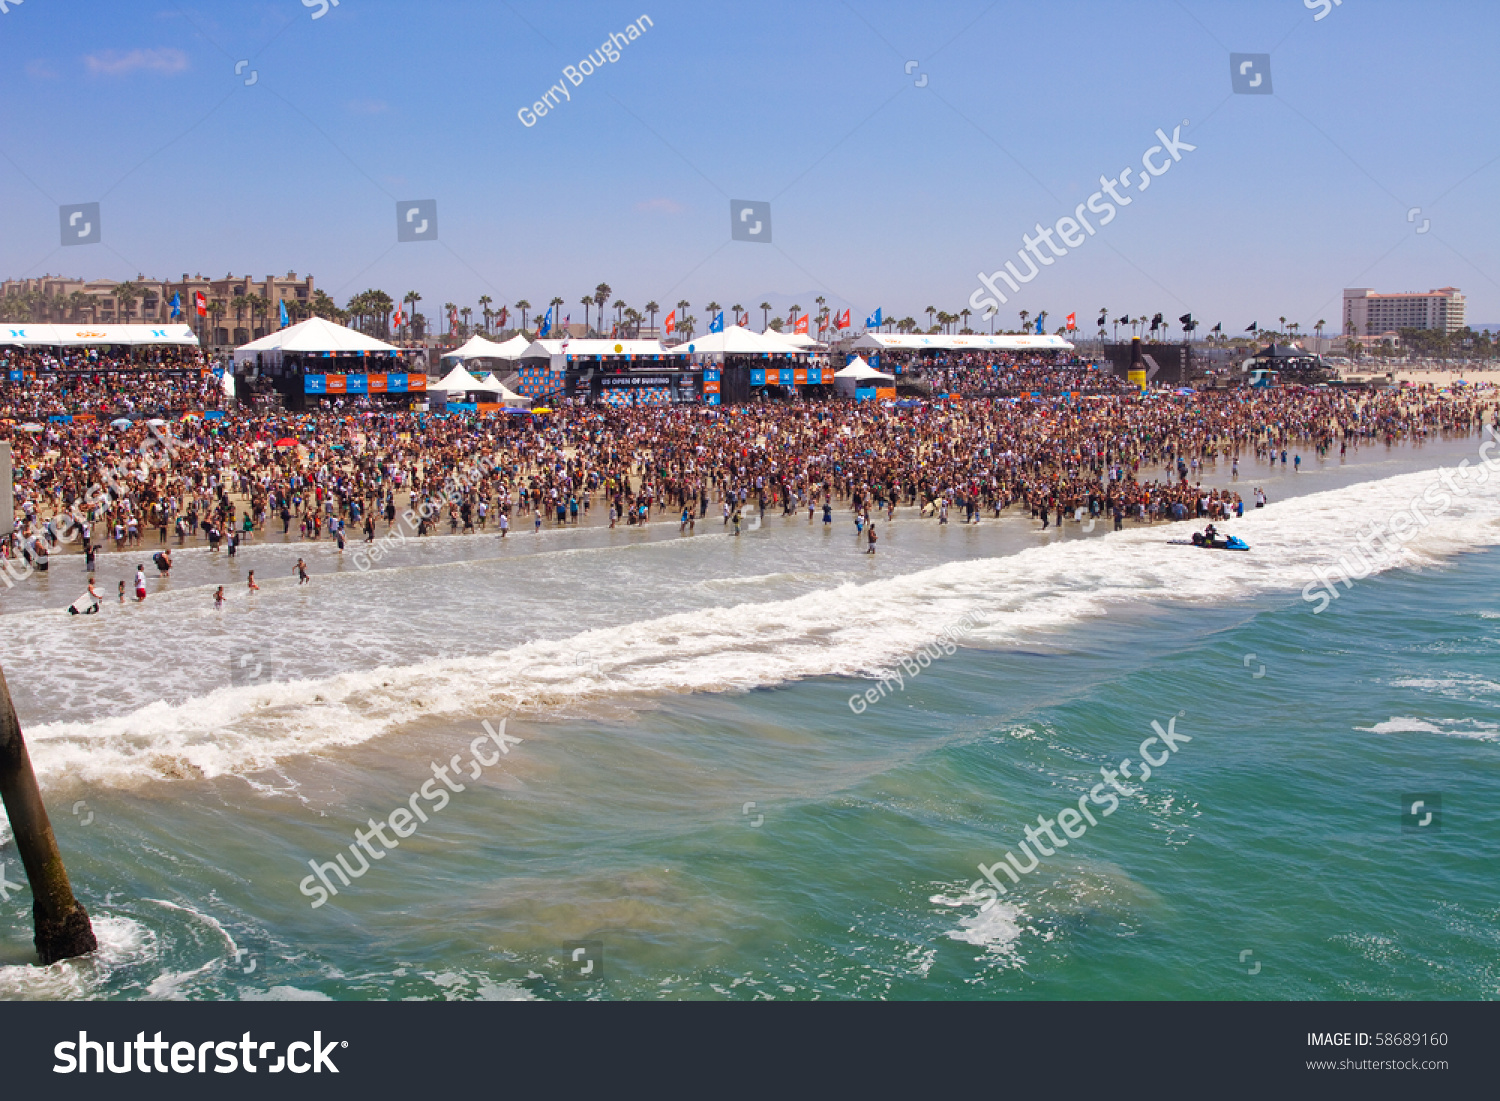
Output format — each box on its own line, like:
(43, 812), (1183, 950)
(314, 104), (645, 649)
(1169, 529), (1250, 551)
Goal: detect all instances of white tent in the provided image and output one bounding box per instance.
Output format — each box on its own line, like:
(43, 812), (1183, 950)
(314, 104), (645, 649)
(0, 324), (200, 347)
(834, 357), (895, 381)
(833, 356), (895, 397)
(444, 334), (532, 362)
(232, 317), (399, 365)
(667, 325), (806, 357)
(850, 332), (1074, 352)
(766, 330), (819, 349)
(431, 364), (489, 394)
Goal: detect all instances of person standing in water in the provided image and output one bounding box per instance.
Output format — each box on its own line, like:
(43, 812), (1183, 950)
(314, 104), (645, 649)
(134, 565), (147, 602)
(213, 585), (225, 609)
(247, 570), (260, 592)
(296, 558), (309, 585)
(866, 523), (877, 555)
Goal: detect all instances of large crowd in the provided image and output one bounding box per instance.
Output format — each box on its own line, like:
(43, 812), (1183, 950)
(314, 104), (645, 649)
(2, 357), (1494, 576)
(907, 352), (1135, 397)
(0, 349), (224, 420)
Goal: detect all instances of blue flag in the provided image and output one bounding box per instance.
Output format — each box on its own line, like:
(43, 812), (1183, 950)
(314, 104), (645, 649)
(169, 293), (181, 320)
(1035, 316), (1044, 334)
(540, 307), (552, 336)
(279, 299), (290, 328)
(865, 307), (882, 328)
(710, 311), (724, 334)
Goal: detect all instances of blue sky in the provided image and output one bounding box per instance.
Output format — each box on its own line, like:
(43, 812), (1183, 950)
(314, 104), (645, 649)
(2, 0), (1496, 331)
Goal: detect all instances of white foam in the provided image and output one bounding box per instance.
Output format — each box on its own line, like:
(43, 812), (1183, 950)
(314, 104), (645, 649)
(0, 915), (155, 1001)
(1361, 716), (1500, 741)
(6, 462), (1499, 801)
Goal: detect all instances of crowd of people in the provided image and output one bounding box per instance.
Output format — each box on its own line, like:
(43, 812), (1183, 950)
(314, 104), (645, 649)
(1, 357), (1494, 583)
(905, 352), (1134, 398)
(0, 349), (224, 420)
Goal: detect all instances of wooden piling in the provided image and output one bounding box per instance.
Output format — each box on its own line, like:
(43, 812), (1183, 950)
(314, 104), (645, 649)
(0, 666), (96, 964)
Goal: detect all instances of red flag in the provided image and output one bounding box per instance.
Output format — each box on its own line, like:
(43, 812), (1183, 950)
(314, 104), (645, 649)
(665, 310), (676, 334)
(497, 307), (508, 326)
(194, 292), (207, 317)
(835, 309), (850, 330)
(393, 308), (405, 329)
(794, 314), (809, 335)
(1065, 312), (1076, 330)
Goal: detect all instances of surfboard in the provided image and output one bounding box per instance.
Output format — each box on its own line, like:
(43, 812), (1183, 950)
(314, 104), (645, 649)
(67, 596), (100, 616)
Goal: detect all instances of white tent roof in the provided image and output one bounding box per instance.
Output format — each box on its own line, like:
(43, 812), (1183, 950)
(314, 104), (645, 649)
(0, 324), (199, 347)
(235, 317), (399, 354)
(519, 338), (674, 359)
(766, 330), (819, 348)
(486, 376), (531, 406)
(835, 357), (895, 381)
(667, 325), (807, 357)
(445, 333), (532, 361)
(432, 364), (489, 393)
(851, 332), (1074, 352)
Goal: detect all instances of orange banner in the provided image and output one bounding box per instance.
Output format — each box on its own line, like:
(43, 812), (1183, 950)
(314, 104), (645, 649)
(407, 374), (427, 391)
(876, 387), (896, 401)
(703, 381), (721, 393)
(325, 375), (347, 394)
(368, 373), (388, 392)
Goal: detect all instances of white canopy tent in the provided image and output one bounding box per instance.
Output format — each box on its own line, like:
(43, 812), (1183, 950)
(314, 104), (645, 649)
(431, 364), (493, 394)
(766, 330), (820, 349)
(0, 324), (200, 347)
(851, 332), (1074, 352)
(232, 317), (399, 366)
(833, 356), (895, 397)
(666, 325), (807, 358)
(443, 334), (532, 362)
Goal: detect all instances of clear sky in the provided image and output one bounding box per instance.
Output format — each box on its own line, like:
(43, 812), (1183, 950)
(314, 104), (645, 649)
(2, 0), (1496, 332)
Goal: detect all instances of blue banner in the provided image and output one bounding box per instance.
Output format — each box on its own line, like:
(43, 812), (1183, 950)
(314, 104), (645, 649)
(706, 394), (721, 405)
(855, 388), (877, 401)
(304, 375), (327, 394)
(750, 369), (766, 387)
(387, 373), (408, 393)
(345, 374), (369, 394)
(702, 368), (720, 382)
(779, 369), (795, 385)
(7, 370), (22, 382)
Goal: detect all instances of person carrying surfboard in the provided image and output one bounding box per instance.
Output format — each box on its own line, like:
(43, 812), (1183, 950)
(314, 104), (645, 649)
(68, 579), (102, 616)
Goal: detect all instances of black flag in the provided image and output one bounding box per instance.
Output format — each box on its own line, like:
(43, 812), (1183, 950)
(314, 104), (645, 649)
(1245, 322), (1258, 332)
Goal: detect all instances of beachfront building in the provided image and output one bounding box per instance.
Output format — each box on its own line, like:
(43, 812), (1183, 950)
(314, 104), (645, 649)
(1342, 287), (1465, 337)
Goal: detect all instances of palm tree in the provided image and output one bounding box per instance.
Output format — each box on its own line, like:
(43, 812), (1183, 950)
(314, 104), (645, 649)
(612, 299), (626, 329)
(477, 294), (492, 334)
(404, 291), (422, 336)
(759, 301), (771, 330)
(206, 300), (226, 345)
(675, 299), (690, 333)
(549, 296), (564, 333)
(924, 305), (936, 330)
(624, 307), (642, 337)
(705, 301), (721, 329)
(788, 304), (801, 328)
(814, 295), (826, 329)
(230, 293), (249, 343)
(960, 308), (971, 332)
(1314, 318), (1326, 353)
(593, 283), (611, 328)
(115, 280), (140, 326)
(645, 301), (659, 334)
(580, 296), (593, 331)
(460, 306), (473, 336)
(1278, 316), (1287, 340)
(515, 300), (531, 332)
(731, 303), (745, 328)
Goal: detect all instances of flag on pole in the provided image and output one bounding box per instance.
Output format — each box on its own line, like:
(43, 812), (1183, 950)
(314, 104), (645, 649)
(1245, 321), (1258, 332)
(1211, 323), (1223, 334)
(835, 309), (850, 330)
(498, 307), (508, 327)
(170, 293), (181, 320)
(539, 307), (551, 336)
(664, 310), (676, 335)
(1034, 316), (1044, 334)
(194, 292), (207, 317)
(1065, 311), (1076, 330)
(794, 313), (809, 335)
(392, 308), (404, 331)
(865, 307), (882, 328)
(709, 311), (724, 334)
(280, 299), (290, 328)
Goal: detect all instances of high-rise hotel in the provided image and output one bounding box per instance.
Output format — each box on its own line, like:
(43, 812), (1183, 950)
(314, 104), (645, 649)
(1343, 287), (1465, 337)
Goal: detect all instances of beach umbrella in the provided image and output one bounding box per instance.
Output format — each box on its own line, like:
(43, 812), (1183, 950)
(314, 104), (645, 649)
(110, 418), (133, 429)
(275, 437), (297, 448)
(145, 418), (166, 427)
(18, 423), (43, 432)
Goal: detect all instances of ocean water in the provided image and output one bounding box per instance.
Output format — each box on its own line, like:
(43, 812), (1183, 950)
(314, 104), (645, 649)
(1, 438), (1497, 1000)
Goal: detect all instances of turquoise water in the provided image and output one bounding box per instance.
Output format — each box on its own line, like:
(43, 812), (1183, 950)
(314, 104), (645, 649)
(1, 439), (1497, 1000)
